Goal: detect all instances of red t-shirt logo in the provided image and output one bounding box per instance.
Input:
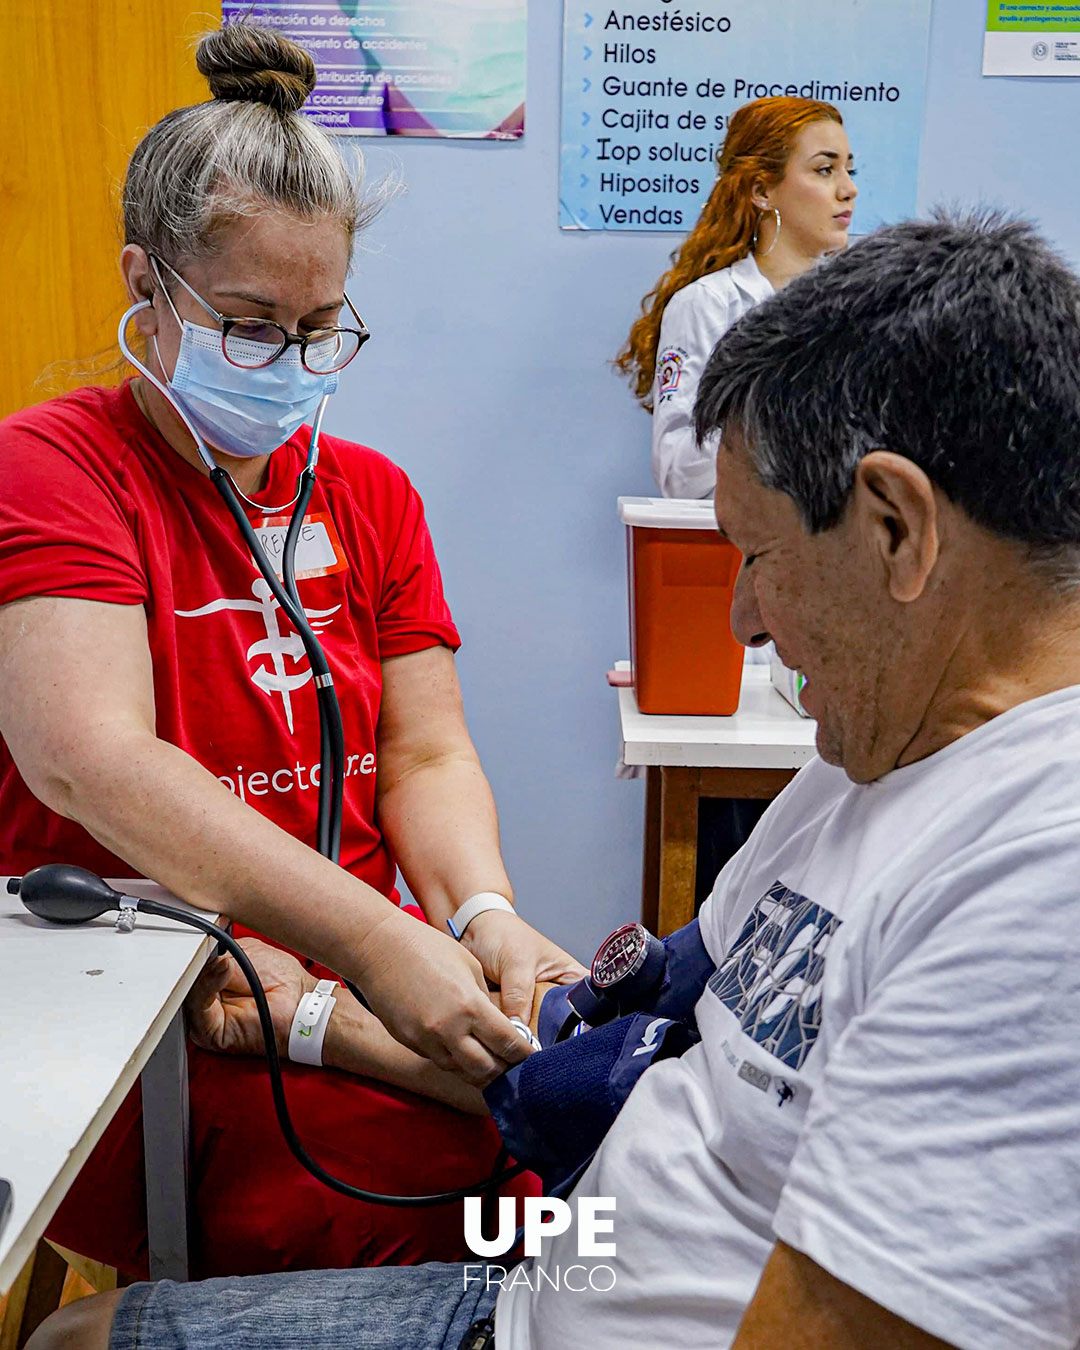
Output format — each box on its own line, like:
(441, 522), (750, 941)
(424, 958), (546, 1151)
(177, 577), (340, 733)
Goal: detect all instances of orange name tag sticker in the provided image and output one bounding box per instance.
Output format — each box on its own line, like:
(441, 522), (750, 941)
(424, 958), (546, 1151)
(253, 512), (348, 581)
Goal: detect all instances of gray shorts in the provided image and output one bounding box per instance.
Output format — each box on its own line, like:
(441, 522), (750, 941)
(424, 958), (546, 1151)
(110, 1262), (499, 1350)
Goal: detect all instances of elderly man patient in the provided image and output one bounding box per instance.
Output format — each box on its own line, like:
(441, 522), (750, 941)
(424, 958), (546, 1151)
(37, 212), (1080, 1350)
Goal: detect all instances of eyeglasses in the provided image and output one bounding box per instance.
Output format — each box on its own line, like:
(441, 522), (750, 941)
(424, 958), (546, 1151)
(151, 257), (370, 375)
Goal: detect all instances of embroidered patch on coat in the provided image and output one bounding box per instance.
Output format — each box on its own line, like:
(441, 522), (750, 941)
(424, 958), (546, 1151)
(657, 348), (686, 398)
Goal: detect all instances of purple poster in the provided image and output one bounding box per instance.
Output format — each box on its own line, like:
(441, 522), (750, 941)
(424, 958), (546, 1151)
(225, 1), (527, 139)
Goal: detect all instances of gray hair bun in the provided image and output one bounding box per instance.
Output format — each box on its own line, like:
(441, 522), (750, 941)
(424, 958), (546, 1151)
(196, 22), (317, 115)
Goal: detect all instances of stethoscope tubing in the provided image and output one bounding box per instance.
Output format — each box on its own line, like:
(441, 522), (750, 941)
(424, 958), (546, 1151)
(137, 894), (524, 1206)
(210, 465), (345, 862)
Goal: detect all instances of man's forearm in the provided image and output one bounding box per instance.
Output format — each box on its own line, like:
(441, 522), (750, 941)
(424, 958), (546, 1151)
(376, 752), (514, 929)
(47, 729), (399, 981)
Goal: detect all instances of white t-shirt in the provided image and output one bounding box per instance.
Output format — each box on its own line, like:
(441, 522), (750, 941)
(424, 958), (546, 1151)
(499, 685), (1080, 1350)
(651, 255), (773, 500)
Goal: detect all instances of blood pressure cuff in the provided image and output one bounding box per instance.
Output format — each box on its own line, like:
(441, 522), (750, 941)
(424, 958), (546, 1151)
(652, 916), (715, 1024)
(535, 917), (715, 1049)
(484, 1012), (697, 1188)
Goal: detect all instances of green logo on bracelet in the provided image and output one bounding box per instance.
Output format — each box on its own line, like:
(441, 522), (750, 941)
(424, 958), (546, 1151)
(298, 1026), (312, 1037)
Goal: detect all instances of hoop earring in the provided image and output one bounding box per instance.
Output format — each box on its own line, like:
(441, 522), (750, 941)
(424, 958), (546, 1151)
(752, 207), (781, 257)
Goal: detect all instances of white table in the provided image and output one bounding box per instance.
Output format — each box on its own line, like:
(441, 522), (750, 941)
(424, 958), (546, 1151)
(0, 879), (216, 1296)
(616, 661), (818, 935)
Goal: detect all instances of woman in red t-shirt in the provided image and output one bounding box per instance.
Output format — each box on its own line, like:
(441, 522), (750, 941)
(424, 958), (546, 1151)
(0, 22), (583, 1278)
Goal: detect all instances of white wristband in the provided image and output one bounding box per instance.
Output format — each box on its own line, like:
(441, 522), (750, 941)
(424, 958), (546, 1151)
(288, 979), (338, 1066)
(446, 892), (515, 940)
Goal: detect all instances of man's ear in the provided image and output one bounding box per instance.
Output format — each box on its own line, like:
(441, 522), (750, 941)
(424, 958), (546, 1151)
(853, 451), (940, 603)
(119, 245), (160, 337)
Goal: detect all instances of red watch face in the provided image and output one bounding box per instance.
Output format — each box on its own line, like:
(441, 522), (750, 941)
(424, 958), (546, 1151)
(591, 922), (648, 988)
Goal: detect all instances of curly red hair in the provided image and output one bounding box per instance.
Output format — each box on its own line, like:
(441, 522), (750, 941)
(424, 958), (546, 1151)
(616, 96), (843, 408)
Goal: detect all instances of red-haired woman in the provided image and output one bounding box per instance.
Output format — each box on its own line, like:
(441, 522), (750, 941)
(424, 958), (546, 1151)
(617, 98), (856, 908)
(618, 97), (857, 499)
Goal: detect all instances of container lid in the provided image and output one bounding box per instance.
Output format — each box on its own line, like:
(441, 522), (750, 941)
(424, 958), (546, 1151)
(618, 496), (718, 530)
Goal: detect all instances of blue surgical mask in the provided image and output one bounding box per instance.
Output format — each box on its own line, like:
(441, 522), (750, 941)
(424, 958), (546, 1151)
(155, 321), (338, 460)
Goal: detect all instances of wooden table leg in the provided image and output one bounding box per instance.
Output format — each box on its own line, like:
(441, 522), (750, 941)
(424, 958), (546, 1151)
(641, 767), (661, 934)
(657, 767), (700, 937)
(0, 1238), (66, 1350)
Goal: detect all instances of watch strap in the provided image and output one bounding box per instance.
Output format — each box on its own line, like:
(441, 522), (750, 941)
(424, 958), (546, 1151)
(446, 892), (515, 940)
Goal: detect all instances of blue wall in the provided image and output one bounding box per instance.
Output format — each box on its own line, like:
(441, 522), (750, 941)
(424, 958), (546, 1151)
(324, 2), (1080, 959)
(920, 5), (1080, 261)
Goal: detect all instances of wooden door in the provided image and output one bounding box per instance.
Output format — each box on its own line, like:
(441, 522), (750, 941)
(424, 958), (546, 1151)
(0, 1), (213, 417)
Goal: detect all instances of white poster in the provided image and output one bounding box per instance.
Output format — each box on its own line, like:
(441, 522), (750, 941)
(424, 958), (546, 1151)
(983, 2), (1080, 76)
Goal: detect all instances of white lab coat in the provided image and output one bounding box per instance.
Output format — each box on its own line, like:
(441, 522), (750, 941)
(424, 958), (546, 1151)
(651, 254), (774, 500)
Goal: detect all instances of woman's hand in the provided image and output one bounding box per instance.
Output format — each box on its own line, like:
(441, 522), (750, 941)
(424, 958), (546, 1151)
(186, 937), (315, 1058)
(353, 907), (534, 1087)
(461, 910), (587, 1021)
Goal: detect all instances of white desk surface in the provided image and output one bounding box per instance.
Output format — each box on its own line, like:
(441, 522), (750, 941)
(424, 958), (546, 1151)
(617, 660), (819, 770)
(0, 879), (214, 1295)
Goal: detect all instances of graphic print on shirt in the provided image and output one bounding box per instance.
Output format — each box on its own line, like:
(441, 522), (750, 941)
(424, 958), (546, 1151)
(176, 577), (340, 732)
(708, 880), (840, 1072)
(657, 346), (687, 402)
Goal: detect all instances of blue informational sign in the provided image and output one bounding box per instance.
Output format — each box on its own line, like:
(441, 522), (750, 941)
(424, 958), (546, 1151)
(560, 0), (932, 231)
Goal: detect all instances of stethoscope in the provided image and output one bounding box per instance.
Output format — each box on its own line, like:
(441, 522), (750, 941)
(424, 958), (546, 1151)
(119, 301), (347, 861)
(15, 302), (528, 1209)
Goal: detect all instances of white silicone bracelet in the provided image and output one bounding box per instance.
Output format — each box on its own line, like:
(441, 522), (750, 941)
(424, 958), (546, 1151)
(446, 892), (515, 940)
(288, 979), (338, 1066)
